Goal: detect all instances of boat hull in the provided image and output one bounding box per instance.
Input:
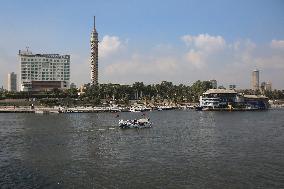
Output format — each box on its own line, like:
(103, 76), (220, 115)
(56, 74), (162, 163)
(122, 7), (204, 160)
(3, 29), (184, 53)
(119, 119), (152, 129)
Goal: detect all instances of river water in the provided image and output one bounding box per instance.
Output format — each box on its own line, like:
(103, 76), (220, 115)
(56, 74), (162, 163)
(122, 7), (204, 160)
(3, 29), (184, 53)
(0, 110), (284, 189)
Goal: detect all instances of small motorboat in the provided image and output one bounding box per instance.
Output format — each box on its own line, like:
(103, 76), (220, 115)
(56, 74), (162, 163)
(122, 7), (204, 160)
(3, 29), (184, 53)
(118, 118), (152, 129)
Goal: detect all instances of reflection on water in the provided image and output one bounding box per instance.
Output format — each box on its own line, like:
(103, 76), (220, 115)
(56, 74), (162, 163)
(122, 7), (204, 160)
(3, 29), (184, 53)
(1, 110), (284, 188)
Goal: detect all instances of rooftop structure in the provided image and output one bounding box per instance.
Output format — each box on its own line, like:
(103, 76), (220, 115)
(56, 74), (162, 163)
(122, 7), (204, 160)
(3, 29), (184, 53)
(203, 89), (237, 95)
(19, 49), (70, 91)
(243, 95), (268, 99)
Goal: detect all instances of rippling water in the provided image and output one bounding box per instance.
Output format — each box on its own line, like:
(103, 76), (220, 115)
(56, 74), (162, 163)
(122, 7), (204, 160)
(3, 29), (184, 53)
(0, 110), (284, 189)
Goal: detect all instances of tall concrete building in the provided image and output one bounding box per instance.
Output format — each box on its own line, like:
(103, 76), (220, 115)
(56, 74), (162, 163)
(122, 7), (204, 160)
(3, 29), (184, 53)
(19, 49), (70, 91)
(90, 16), (99, 85)
(7, 72), (17, 92)
(251, 69), (259, 91)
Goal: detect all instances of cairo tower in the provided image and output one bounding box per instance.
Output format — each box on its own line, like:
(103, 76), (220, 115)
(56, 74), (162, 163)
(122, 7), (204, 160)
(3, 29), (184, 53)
(90, 16), (99, 85)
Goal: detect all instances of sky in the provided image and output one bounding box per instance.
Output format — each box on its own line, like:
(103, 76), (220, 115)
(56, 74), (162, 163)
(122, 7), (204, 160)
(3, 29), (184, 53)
(0, 0), (284, 89)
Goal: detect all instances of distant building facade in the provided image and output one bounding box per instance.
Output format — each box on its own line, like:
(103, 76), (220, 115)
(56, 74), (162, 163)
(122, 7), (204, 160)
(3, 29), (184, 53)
(70, 83), (77, 89)
(229, 84), (236, 90)
(260, 81), (272, 92)
(19, 49), (70, 91)
(90, 16), (99, 85)
(209, 79), (217, 89)
(7, 72), (17, 92)
(251, 69), (259, 91)
(264, 82), (272, 91)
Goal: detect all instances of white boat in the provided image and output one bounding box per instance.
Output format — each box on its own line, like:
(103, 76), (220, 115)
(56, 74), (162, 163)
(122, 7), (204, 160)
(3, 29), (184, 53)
(35, 110), (50, 114)
(35, 110), (45, 114)
(157, 105), (174, 111)
(129, 107), (142, 112)
(130, 106), (152, 112)
(118, 118), (152, 129)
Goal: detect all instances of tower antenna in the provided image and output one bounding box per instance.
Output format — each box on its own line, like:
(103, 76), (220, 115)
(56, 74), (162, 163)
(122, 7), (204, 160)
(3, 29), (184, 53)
(94, 16), (96, 29)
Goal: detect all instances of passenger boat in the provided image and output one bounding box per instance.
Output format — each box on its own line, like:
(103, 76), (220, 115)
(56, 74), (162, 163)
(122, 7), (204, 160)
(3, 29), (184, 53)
(118, 118), (152, 129)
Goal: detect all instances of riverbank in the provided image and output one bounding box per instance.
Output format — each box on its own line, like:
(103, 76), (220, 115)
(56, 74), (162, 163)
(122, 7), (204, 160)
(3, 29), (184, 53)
(0, 105), (281, 114)
(0, 105), (183, 114)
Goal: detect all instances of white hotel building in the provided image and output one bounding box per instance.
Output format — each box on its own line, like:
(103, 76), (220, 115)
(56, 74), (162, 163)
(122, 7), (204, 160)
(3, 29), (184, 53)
(19, 50), (70, 91)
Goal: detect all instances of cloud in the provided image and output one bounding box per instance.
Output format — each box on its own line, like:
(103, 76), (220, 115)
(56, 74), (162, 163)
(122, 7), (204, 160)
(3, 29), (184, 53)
(181, 33), (226, 53)
(234, 39), (256, 64)
(181, 34), (226, 69)
(99, 35), (123, 58)
(253, 55), (284, 69)
(270, 39), (284, 49)
(184, 50), (204, 69)
(102, 55), (179, 83)
(99, 34), (283, 88)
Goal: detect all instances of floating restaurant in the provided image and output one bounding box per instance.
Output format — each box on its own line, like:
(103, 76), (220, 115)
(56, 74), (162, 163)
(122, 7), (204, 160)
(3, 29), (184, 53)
(199, 89), (269, 110)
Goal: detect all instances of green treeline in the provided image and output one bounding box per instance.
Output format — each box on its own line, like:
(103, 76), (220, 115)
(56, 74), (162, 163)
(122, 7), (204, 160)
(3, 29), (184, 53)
(0, 81), (211, 105)
(81, 80), (212, 104)
(0, 80), (283, 106)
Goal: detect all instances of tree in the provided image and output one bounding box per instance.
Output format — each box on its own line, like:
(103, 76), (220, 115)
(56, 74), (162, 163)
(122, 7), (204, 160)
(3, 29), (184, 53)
(132, 82), (145, 100)
(190, 80), (212, 102)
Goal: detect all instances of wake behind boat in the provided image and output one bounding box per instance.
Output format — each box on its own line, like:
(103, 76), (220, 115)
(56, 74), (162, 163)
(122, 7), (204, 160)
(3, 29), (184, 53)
(118, 118), (152, 129)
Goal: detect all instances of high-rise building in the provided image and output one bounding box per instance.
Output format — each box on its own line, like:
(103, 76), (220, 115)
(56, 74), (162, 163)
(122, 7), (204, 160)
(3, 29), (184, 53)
(261, 81), (272, 92)
(7, 72), (17, 92)
(90, 16), (99, 85)
(209, 79), (217, 89)
(19, 49), (70, 91)
(251, 69), (259, 91)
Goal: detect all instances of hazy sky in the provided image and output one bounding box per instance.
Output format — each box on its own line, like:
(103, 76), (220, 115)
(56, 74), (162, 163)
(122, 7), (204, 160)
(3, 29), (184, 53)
(0, 0), (284, 89)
